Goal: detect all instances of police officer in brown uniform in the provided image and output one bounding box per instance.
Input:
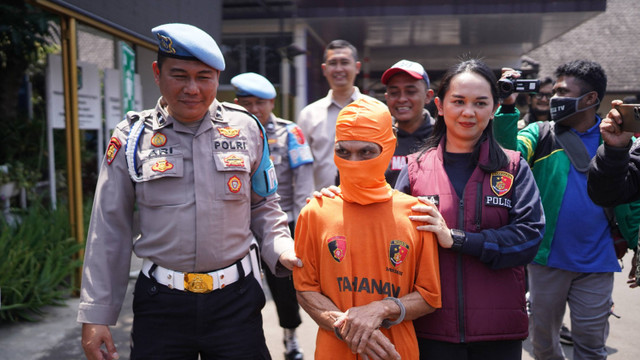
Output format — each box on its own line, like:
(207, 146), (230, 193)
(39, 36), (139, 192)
(78, 23), (301, 360)
(232, 72), (314, 360)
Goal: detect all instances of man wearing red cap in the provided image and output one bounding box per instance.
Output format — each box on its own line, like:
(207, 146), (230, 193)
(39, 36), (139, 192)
(293, 97), (442, 359)
(381, 60), (435, 187)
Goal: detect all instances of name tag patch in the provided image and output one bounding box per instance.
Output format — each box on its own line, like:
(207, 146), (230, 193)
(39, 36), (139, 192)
(214, 140), (247, 150)
(485, 195), (512, 209)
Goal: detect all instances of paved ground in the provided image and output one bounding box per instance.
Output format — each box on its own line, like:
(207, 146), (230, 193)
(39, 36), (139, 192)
(1, 252), (638, 359)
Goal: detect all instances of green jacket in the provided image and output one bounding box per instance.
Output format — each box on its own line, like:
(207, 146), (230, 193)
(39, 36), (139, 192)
(494, 107), (639, 265)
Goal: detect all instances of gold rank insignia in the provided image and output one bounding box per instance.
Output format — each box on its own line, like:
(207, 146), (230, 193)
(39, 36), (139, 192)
(227, 175), (242, 193)
(152, 160), (174, 173)
(223, 154), (245, 168)
(217, 127), (240, 138)
(156, 34), (176, 54)
(151, 132), (167, 147)
(106, 137), (121, 165)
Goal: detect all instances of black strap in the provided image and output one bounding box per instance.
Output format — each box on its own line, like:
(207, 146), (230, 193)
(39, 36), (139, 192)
(552, 122), (591, 173)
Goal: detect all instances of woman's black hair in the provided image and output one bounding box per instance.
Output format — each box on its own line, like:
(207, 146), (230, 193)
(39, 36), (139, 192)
(419, 58), (509, 172)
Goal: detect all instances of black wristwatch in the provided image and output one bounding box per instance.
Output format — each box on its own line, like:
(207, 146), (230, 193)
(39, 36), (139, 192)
(449, 229), (466, 252)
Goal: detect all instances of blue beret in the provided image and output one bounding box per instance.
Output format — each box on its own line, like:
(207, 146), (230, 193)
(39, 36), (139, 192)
(152, 23), (225, 71)
(231, 72), (276, 100)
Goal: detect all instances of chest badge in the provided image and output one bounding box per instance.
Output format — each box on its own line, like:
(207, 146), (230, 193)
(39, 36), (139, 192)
(217, 127), (240, 138)
(490, 171), (514, 196)
(105, 137), (121, 165)
(152, 160), (174, 173)
(327, 236), (347, 263)
(151, 132), (167, 147)
(227, 175), (242, 193)
(389, 240), (409, 267)
(223, 154), (245, 168)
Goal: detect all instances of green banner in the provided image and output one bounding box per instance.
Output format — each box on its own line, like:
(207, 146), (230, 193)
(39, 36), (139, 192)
(121, 42), (135, 113)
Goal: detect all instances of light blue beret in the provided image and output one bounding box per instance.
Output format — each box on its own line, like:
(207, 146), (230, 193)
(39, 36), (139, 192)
(151, 23), (225, 71)
(231, 72), (276, 99)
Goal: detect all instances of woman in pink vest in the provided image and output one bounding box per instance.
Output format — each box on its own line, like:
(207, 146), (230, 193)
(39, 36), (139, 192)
(394, 59), (545, 360)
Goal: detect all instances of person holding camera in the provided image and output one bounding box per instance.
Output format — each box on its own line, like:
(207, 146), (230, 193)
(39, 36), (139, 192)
(517, 77), (554, 130)
(494, 59), (639, 360)
(587, 99), (640, 290)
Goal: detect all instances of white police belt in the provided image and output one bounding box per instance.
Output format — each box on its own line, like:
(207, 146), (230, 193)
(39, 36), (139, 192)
(141, 253), (252, 293)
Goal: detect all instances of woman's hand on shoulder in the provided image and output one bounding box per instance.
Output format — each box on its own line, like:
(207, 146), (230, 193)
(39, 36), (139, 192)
(409, 197), (453, 248)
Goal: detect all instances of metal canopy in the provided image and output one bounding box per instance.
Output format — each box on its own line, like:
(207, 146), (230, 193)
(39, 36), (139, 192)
(223, 0), (606, 73)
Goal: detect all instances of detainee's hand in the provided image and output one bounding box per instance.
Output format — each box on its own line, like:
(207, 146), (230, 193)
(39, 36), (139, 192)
(601, 99), (634, 148)
(278, 249), (303, 270)
(306, 185), (341, 203)
(409, 197), (453, 248)
(81, 324), (119, 360)
(333, 301), (389, 354)
(359, 330), (401, 360)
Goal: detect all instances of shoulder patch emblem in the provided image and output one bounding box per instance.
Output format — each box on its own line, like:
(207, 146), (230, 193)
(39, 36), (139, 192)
(290, 125), (306, 144)
(223, 154), (245, 168)
(327, 236), (347, 263)
(217, 127), (240, 138)
(151, 160), (174, 173)
(227, 175), (242, 193)
(151, 132), (167, 147)
(490, 171), (514, 196)
(389, 240), (409, 267)
(106, 137), (121, 165)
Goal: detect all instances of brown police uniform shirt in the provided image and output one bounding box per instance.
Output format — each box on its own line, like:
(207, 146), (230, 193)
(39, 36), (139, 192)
(77, 99), (293, 325)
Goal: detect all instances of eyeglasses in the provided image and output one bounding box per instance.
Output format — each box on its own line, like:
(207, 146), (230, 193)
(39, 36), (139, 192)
(533, 92), (552, 100)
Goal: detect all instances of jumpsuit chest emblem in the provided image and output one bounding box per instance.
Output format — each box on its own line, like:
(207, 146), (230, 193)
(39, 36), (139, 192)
(227, 175), (242, 193)
(389, 240), (409, 267)
(217, 127), (240, 138)
(106, 137), (121, 165)
(150, 132), (167, 147)
(327, 236), (347, 263)
(223, 154), (245, 168)
(490, 171), (514, 196)
(151, 160), (174, 173)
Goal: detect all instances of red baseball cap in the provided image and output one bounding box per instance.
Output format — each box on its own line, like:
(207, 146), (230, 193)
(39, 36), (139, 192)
(381, 59), (430, 88)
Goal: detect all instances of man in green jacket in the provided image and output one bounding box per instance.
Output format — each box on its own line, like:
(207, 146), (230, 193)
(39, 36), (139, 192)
(493, 60), (637, 360)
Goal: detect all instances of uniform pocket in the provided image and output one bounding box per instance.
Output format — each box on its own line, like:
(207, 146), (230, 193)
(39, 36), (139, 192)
(138, 155), (186, 206)
(213, 152), (251, 201)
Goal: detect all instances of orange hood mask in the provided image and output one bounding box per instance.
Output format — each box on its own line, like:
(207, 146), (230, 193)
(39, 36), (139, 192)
(334, 97), (397, 205)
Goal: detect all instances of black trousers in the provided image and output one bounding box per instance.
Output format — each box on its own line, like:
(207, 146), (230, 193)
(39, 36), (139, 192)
(418, 337), (522, 360)
(130, 270), (271, 360)
(261, 221), (302, 329)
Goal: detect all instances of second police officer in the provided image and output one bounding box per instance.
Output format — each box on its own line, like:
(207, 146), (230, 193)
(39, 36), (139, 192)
(231, 72), (314, 360)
